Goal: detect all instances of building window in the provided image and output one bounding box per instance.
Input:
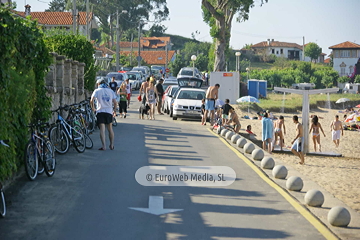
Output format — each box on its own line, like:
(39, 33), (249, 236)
(280, 49), (283, 54)
(340, 50), (350, 58)
(334, 50), (339, 58)
(349, 66), (354, 75)
(351, 50), (357, 58)
(358, 50), (360, 58)
(272, 49), (274, 54)
(276, 51), (279, 54)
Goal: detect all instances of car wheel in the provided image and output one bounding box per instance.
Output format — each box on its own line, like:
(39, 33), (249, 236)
(173, 117), (177, 120)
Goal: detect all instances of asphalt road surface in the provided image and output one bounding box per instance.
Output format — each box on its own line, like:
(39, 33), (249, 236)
(0, 94), (326, 240)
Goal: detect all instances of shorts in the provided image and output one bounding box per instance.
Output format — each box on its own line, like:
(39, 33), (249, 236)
(127, 93), (131, 100)
(291, 137), (303, 152)
(205, 99), (215, 111)
(222, 114), (229, 119)
(332, 130), (340, 140)
(96, 112), (113, 125)
(119, 101), (127, 113)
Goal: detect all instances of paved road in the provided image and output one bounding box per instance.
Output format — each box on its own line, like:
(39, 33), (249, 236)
(0, 94), (326, 240)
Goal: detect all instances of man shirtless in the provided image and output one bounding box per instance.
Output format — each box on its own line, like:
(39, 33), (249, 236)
(139, 77), (150, 102)
(330, 115), (343, 147)
(273, 115), (286, 151)
(228, 108), (241, 133)
(291, 115), (305, 165)
(201, 83), (220, 125)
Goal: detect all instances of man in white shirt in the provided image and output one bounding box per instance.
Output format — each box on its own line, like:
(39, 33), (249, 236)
(90, 79), (117, 151)
(125, 78), (132, 107)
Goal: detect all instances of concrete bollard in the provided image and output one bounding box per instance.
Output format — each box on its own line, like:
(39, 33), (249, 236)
(220, 129), (228, 137)
(272, 165), (288, 179)
(231, 134), (240, 144)
(244, 142), (255, 154)
(286, 176), (303, 191)
(236, 137), (247, 148)
(261, 156), (275, 169)
(304, 189), (324, 207)
(225, 131), (234, 140)
(251, 148), (264, 161)
(328, 206), (351, 227)
(217, 126), (223, 134)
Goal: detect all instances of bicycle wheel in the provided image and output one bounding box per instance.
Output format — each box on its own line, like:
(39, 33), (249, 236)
(72, 125), (85, 153)
(0, 189), (5, 218)
(24, 140), (38, 181)
(43, 139), (56, 177)
(87, 111), (96, 133)
(49, 125), (69, 154)
(84, 133), (93, 149)
(38, 158), (44, 175)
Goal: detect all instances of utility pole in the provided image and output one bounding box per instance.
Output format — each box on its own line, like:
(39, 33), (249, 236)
(137, 21), (141, 67)
(116, 10), (120, 71)
(130, 33), (133, 66)
(72, 0), (76, 34)
(165, 41), (168, 70)
(86, 0), (89, 40)
(303, 36), (305, 61)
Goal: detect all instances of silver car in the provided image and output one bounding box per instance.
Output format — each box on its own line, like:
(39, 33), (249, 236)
(177, 67), (201, 79)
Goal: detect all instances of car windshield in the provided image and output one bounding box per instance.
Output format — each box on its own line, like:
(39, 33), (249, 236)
(127, 73), (137, 80)
(106, 73), (124, 81)
(177, 90), (205, 100)
(180, 70), (193, 76)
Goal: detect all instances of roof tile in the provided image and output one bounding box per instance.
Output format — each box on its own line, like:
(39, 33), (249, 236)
(14, 11), (93, 25)
(328, 41), (360, 49)
(251, 41), (303, 50)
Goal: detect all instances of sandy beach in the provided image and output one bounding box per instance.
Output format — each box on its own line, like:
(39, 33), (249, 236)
(234, 106), (360, 213)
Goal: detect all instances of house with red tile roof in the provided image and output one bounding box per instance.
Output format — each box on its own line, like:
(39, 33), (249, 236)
(13, 5), (97, 37)
(102, 37), (172, 52)
(324, 58), (331, 64)
(329, 41), (360, 77)
(251, 39), (303, 60)
(121, 50), (176, 66)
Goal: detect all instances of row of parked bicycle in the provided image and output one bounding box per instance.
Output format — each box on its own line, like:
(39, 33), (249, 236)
(23, 98), (97, 181)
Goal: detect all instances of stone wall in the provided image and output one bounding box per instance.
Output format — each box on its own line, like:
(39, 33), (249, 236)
(45, 52), (86, 112)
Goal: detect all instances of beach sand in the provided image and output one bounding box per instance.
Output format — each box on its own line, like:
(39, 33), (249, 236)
(234, 106), (360, 213)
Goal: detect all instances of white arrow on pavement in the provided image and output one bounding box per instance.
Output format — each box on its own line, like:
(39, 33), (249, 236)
(129, 196), (183, 216)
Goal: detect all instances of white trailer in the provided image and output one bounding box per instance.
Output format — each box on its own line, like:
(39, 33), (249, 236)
(209, 72), (240, 104)
(343, 83), (360, 94)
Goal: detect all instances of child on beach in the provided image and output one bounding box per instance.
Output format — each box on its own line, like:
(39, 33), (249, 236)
(221, 99), (232, 125)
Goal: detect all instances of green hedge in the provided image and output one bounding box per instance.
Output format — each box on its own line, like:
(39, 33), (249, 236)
(0, 5), (51, 180)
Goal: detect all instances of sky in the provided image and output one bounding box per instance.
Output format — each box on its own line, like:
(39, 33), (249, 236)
(14, 0), (360, 56)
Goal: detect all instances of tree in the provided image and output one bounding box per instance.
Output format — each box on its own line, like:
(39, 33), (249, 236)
(148, 24), (167, 37)
(45, 0), (66, 11)
(168, 54), (185, 76)
(338, 76), (350, 83)
(304, 42), (322, 63)
(202, 0), (267, 71)
(355, 75), (360, 83)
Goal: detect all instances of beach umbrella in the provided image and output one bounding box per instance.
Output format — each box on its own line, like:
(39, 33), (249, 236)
(236, 96), (260, 113)
(336, 98), (350, 109)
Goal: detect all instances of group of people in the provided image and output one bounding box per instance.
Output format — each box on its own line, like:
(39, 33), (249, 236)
(138, 76), (165, 120)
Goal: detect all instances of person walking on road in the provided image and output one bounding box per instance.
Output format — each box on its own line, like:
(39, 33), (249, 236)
(109, 77), (118, 92)
(146, 79), (157, 120)
(262, 112), (273, 154)
(155, 78), (164, 115)
(330, 115), (343, 147)
(125, 78), (132, 108)
(201, 83), (220, 125)
(90, 79), (117, 151)
(291, 115), (305, 165)
(117, 82), (128, 118)
(139, 77), (150, 103)
(309, 115), (325, 152)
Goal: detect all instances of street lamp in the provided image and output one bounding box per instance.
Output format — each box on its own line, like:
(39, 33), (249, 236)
(235, 52), (241, 72)
(246, 67), (250, 81)
(116, 10), (128, 72)
(191, 55), (197, 77)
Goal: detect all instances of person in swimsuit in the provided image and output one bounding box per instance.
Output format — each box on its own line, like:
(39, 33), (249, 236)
(273, 115), (286, 151)
(228, 108), (241, 133)
(291, 115), (305, 165)
(309, 115), (326, 152)
(330, 115), (343, 147)
(146, 79), (156, 120)
(202, 83), (220, 125)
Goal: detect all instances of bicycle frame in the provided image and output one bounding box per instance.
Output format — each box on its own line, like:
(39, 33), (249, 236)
(56, 113), (83, 142)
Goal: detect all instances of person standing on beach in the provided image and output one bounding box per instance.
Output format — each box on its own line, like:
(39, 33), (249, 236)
(291, 115), (305, 165)
(262, 112), (273, 154)
(309, 115), (326, 152)
(201, 83), (220, 125)
(330, 115), (343, 147)
(273, 116), (286, 151)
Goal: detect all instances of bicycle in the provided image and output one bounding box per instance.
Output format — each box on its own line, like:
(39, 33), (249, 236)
(67, 104), (93, 149)
(24, 121), (56, 181)
(0, 139), (9, 217)
(49, 106), (86, 154)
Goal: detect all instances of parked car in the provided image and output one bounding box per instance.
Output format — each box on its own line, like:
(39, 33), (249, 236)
(106, 72), (128, 88)
(162, 85), (179, 115)
(162, 77), (178, 91)
(170, 77), (205, 120)
(132, 67), (150, 79)
(126, 71), (143, 90)
(177, 67), (201, 79)
(120, 66), (133, 72)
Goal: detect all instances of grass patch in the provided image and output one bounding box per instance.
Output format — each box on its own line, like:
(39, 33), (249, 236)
(250, 62), (274, 70)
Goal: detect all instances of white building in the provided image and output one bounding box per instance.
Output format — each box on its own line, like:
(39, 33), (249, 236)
(251, 39), (303, 60)
(329, 41), (360, 77)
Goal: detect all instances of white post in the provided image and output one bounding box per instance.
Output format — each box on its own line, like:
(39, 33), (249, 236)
(302, 90), (309, 153)
(116, 10), (119, 71)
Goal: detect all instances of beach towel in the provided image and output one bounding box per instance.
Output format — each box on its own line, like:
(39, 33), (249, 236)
(262, 117), (273, 141)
